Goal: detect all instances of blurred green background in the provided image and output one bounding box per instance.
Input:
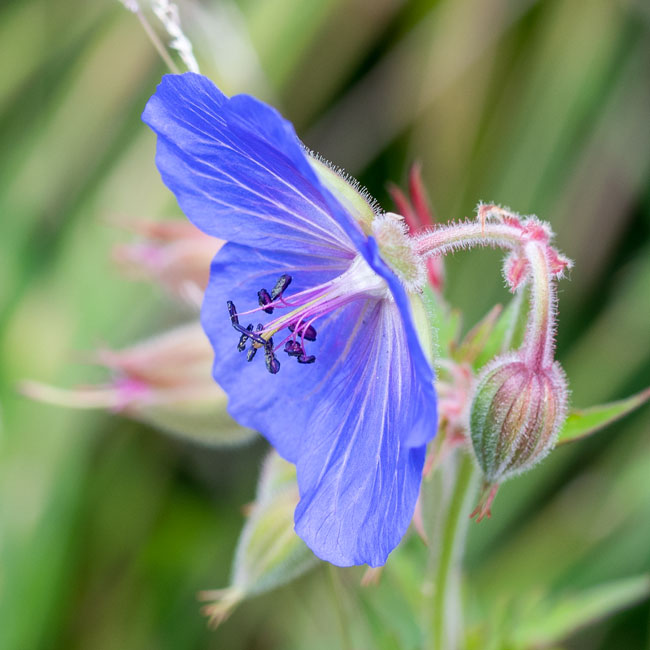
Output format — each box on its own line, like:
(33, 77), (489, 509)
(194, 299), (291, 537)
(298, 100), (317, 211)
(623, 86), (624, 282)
(1, 0), (649, 648)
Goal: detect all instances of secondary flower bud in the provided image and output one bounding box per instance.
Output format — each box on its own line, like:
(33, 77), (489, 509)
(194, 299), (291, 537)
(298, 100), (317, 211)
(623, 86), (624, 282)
(22, 323), (255, 447)
(112, 218), (223, 304)
(199, 452), (318, 626)
(469, 353), (568, 485)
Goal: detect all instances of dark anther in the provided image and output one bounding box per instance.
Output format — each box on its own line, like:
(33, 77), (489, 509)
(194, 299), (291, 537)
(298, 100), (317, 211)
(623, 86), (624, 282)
(271, 274), (292, 300)
(238, 324), (254, 352)
(258, 288), (274, 314)
(226, 303), (268, 346)
(264, 345), (280, 374)
(284, 340), (303, 357)
(288, 323), (317, 341)
(246, 347), (257, 362)
(227, 301), (239, 325)
(297, 354), (316, 364)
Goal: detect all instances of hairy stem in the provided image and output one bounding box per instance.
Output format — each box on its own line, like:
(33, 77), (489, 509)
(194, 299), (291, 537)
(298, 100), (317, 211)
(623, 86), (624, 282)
(522, 240), (556, 369)
(414, 221), (523, 258)
(121, 2), (181, 73)
(415, 218), (559, 370)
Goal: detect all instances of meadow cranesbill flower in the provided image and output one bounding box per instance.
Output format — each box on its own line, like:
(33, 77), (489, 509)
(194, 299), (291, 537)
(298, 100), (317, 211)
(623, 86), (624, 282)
(142, 72), (438, 567)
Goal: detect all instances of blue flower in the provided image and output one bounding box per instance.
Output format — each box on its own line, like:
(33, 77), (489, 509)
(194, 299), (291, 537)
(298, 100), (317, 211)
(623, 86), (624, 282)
(142, 73), (438, 567)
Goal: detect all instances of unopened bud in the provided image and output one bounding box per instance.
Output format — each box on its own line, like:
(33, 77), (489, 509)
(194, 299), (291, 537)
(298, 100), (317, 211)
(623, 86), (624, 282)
(22, 323), (255, 447)
(199, 452), (318, 626)
(469, 353), (568, 485)
(112, 219), (223, 304)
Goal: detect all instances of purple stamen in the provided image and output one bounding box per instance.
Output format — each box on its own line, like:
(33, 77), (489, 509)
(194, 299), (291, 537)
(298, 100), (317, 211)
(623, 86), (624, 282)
(226, 302), (267, 345)
(227, 300), (239, 325)
(264, 342), (280, 374)
(237, 323), (253, 351)
(284, 340), (303, 357)
(258, 288), (274, 314)
(227, 274), (325, 374)
(289, 322), (317, 341)
(271, 274), (292, 300)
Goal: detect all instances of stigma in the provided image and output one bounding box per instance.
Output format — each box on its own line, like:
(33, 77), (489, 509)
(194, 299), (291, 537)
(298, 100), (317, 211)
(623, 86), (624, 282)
(226, 255), (390, 374)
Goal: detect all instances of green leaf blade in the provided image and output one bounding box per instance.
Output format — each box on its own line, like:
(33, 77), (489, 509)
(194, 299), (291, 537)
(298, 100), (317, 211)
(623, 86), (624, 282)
(557, 387), (650, 445)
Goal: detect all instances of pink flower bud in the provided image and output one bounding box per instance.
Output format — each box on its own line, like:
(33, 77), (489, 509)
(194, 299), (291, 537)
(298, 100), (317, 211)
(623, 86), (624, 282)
(469, 353), (568, 485)
(112, 219), (223, 303)
(22, 323), (255, 446)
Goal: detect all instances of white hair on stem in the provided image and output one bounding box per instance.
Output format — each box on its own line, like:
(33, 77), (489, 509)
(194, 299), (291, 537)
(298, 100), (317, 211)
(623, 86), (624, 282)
(150, 0), (200, 73)
(118, 0), (199, 74)
(119, 0), (180, 73)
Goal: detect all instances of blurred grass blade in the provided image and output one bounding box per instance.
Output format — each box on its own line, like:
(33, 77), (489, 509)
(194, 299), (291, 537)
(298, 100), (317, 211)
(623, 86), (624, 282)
(557, 387), (650, 445)
(510, 575), (650, 648)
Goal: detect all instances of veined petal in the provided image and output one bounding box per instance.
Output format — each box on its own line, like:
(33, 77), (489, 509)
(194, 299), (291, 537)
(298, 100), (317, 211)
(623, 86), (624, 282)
(145, 73), (440, 567)
(201, 242), (351, 460)
(142, 73), (364, 257)
(202, 243), (436, 566)
(294, 300), (431, 567)
(363, 237), (438, 447)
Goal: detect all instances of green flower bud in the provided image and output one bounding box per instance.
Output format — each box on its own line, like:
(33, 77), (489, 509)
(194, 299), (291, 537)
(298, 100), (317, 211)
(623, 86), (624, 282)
(200, 451), (318, 626)
(469, 353), (568, 485)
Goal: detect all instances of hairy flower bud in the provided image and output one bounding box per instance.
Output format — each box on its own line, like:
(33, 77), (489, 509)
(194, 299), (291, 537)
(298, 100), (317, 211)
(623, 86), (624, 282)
(22, 323), (255, 447)
(112, 219), (223, 304)
(469, 353), (568, 485)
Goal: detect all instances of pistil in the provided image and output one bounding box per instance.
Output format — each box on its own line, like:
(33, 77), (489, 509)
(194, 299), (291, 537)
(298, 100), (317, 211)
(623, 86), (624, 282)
(227, 254), (390, 374)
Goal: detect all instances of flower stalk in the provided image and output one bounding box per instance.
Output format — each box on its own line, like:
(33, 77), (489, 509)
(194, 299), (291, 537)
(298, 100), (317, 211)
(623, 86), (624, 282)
(522, 239), (555, 369)
(415, 205), (570, 508)
(421, 448), (477, 650)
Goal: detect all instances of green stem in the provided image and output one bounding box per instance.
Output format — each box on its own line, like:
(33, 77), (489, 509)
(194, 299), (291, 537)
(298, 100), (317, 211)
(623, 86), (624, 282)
(327, 565), (353, 650)
(422, 449), (477, 650)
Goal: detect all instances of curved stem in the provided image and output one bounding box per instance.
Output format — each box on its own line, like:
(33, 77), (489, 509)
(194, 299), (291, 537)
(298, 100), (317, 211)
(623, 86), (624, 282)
(522, 240), (556, 369)
(415, 217), (559, 371)
(414, 221), (523, 259)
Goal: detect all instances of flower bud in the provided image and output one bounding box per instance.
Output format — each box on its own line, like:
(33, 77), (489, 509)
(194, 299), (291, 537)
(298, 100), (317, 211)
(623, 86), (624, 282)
(22, 322), (255, 447)
(199, 452), (318, 626)
(469, 353), (568, 485)
(112, 219), (223, 304)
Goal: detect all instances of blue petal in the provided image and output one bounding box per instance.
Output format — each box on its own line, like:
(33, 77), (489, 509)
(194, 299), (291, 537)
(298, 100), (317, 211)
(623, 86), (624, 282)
(142, 73), (436, 428)
(363, 237), (438, 447)
(293, 300), (431, 567)
(202, 242), (352, 461)
(202, 243), (436, 566)
(142, 73), (363, 258)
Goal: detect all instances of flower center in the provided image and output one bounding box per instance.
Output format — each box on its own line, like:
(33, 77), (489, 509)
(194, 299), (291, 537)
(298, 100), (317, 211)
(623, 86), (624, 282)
(372, 213), (426, 293)
(226, 255), (389, 374)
